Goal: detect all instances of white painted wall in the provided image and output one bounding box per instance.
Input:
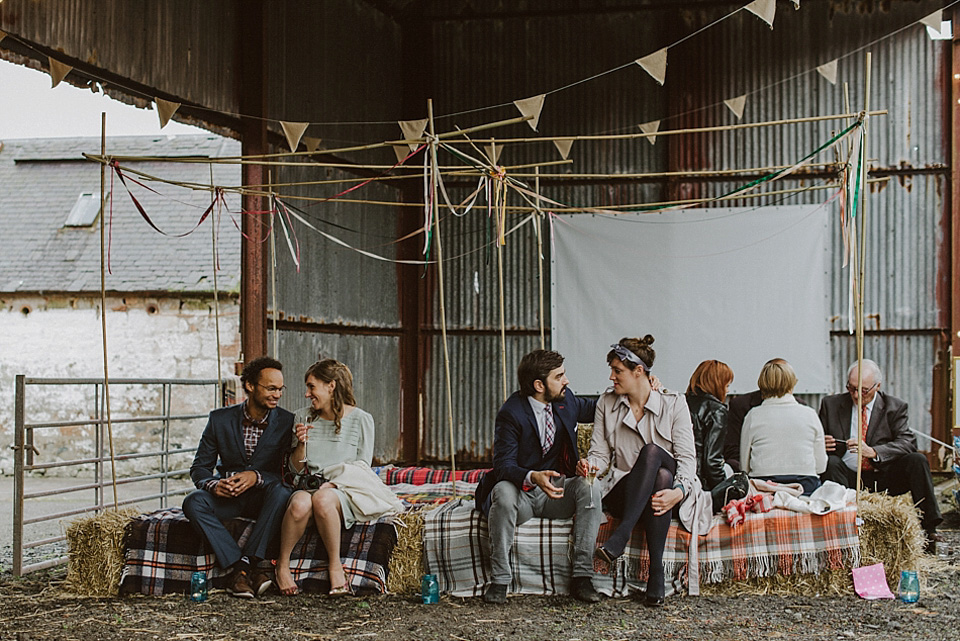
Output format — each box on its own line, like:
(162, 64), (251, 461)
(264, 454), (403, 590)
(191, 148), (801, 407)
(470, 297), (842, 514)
(0, 295), (240, 475)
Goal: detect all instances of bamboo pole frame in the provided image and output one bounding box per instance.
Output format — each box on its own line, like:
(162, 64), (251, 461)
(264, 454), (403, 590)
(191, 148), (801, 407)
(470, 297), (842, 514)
(428, 99), (459, 497)
(99, 113), (119, 511)
(210, 166), (223, 401)
(855, 54), (872, 500)
(535, 167), (546, 350)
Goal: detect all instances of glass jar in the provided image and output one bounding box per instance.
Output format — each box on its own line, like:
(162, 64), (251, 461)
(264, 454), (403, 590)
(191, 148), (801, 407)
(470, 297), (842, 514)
(898, 570), (919, 604)
(421, 573), (439, 604)
(190, 571), (208, 602)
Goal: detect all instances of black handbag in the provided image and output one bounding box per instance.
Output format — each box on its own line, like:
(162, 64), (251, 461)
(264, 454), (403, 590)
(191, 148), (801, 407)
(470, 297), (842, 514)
(710, 471), (749, 513)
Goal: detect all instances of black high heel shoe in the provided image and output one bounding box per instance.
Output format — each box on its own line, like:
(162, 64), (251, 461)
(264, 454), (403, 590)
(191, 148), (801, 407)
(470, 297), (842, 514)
(594, 546), (620, 564)
(644, 568), (665, 607)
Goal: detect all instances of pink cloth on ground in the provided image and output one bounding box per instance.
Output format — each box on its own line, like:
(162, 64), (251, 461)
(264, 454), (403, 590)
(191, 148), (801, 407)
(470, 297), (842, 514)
(852, 563), (895, 600)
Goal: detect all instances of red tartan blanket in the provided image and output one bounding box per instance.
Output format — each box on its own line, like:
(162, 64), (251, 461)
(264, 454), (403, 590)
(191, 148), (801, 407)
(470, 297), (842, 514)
(120, 508), (396, 596)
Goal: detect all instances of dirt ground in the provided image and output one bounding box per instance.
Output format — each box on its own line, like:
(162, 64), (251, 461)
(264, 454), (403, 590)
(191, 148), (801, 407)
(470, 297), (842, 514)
(2, 524), (959, 641)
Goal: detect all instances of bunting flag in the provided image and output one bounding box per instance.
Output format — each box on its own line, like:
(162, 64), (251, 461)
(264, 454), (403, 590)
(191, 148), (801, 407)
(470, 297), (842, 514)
(399, 118), (428, 151)
(635, 48), (668, 86)
(513, 94), (546, 131)
(638, 120), (661, 146)
(745, 0), (776, 29)
(302, 136), (322, 152)
(391, 144), (409, 163)
(485, 143), (503, 165)
(155, 98), (181, 129)
(48, 57), (73, 88)
(0, 30), (7, 44)
(280, 121), (309, 153)
(724, 94), (747, 120)
(816, 60), (838, 85)
(553, 138), (574, 160)
(792, 0), (800, 8)
(920, 10), (942, 32)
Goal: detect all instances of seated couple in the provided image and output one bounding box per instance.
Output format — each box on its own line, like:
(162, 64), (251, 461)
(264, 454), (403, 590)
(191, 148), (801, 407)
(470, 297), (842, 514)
(476, 338), (712, 607)
(182, 356), (399, 598)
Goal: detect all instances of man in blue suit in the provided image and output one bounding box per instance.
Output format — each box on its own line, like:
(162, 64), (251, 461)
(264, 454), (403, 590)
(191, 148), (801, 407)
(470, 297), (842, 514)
(183, 356), (294, 598)
(476, 349), (602, 604)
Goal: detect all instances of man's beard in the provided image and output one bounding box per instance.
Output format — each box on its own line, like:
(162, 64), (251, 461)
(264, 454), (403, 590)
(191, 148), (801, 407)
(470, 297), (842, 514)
(545, 386), (567, 403)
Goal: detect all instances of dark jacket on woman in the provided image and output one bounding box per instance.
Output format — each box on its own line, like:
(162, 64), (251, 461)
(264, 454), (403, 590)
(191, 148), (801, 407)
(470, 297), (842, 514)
(685, 392), (728, 491)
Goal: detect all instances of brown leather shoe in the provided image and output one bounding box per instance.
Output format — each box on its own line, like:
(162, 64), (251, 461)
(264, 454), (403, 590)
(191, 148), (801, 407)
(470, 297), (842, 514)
(251, 569), (274, 597)
(228, 569), (255, 598)
(925, 531), (947, 555)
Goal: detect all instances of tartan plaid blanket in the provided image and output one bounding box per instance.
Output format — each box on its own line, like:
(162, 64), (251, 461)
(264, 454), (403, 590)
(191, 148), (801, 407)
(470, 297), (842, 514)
(380, 466), (490, 486)
(120, 507), (397, 596)
(423, 500), (860, 598)
(392, 481), (480, 506)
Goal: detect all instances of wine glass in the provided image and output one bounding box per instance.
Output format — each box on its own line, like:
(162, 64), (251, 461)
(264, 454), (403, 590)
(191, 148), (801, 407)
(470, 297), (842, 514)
(296, 423), (310, 463)
(585, 464), (598, 509)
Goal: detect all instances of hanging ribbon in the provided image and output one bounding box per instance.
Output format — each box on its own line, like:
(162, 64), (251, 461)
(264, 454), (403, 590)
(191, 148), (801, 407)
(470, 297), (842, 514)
(110, 161), (216, 237)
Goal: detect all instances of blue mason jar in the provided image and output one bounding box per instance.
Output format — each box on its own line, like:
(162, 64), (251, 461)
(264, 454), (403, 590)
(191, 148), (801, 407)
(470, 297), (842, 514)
(898, 570), (919, 603)
(190, 571), (208, 602)
(421, 573), (439, 604)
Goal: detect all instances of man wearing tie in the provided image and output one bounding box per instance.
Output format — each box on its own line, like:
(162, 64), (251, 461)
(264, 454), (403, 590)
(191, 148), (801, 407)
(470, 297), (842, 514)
(818, 359), (943, 552)
(475, 349), (603, 604)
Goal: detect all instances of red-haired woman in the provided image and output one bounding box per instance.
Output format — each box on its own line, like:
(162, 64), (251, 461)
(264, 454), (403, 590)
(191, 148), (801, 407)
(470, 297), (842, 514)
(685, 360), (734, 494)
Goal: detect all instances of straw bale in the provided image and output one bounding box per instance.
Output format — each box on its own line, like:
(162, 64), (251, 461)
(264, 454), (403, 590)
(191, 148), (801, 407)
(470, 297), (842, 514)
(577, 423), (593, 460)
(63, 508), (138, 596)
(700, 490), (926, 596)
(387, 504), (444, 595)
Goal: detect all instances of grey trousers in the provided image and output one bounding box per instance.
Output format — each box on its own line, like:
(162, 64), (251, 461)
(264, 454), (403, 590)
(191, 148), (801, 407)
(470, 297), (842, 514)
(487, 476), (603, 586)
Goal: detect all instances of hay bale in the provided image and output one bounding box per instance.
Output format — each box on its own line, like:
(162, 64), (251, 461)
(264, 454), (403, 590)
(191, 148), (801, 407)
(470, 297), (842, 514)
(63, 509), (138, 596)
(577, 423), (593, 460)
(701, 490), (926, 596)
(387, 504), (444, 595)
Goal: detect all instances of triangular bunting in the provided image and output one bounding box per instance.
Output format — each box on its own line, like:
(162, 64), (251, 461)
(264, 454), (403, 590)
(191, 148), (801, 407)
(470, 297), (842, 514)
(920, 11), (942, 32)
(553, 138), (574, 160)
(392, 145), (409, 163)
(724, 94), (747, 120)
(280, 121), (309, 153)
(635, 48), (668, 86)
(303, 136), (322, 153)
(791, 0), (800, 8)
(48, 57), (72, 88)
(513, 94), (546, 132)
(398, 118), (428, 151)
(745, 0), (776, 29)
(638, 120), (661, 146)
(0, 30), (7, 44)
(816, 60), (838, 85)
(155, 97), (181, 129)
(485, 144), (503, 165)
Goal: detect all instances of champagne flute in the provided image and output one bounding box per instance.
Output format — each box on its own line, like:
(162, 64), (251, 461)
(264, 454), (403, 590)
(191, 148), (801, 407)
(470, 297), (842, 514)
(296, 423), (309, 463)
(585, 464), (598, 509)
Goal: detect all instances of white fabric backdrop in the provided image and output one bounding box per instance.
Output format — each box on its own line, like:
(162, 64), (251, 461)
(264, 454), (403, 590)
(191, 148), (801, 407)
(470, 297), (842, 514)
(550, 206), (831, 395)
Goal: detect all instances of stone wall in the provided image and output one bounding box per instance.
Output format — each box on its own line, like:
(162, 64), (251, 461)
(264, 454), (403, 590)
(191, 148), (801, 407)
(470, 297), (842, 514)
(0, 294), (240, 476)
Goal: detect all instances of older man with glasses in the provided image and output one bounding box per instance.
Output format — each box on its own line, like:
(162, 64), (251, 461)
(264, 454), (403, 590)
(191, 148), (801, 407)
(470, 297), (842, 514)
(818, 359), (943, 552)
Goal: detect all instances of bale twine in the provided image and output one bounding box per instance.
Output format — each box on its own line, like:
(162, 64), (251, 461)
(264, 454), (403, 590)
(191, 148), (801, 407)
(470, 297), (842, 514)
(701, 490), (926, 596)
(387, 504), (444, 595)
(63, 509), (138, 596)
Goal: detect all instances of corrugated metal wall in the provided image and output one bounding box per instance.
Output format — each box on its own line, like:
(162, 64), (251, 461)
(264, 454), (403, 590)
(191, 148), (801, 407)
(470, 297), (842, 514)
(0, 0), (238, 117)
(265, 1), (406, 463)
(423, 0), (950, 457)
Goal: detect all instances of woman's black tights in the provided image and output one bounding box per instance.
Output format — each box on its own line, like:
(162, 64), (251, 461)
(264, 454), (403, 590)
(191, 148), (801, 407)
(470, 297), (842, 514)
(603, 443), (677, 595)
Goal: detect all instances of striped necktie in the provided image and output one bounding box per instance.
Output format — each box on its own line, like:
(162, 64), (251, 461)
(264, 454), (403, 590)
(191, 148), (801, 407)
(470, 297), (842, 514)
(860, 405), (872, 471)
(542, 404), (555, 456)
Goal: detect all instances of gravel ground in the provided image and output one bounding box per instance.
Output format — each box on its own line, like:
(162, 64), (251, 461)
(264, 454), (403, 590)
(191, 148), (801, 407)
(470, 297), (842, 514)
(1, 523), (958, 641)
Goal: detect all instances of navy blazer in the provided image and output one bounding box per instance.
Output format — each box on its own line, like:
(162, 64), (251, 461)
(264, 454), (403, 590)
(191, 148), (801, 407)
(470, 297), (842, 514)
(817, 391), (917, 468)
(189, 403), (295, 488)
(475, 390), (596, 512)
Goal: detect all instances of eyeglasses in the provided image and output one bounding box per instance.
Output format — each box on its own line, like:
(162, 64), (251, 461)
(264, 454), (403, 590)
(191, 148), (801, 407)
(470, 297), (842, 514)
(257, 384), (286, 394)
(846, 382), (878, 396)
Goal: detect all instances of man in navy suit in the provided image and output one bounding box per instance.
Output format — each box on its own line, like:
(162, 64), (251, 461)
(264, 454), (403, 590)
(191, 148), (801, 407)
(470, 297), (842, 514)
(476, 349), (602, 604)
(183, 356), (294, 598)
(819, 359), (943, 552)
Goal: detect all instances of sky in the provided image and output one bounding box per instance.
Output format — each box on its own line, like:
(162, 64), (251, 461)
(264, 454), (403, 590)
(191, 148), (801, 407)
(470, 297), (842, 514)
(0, 59), (209, 139)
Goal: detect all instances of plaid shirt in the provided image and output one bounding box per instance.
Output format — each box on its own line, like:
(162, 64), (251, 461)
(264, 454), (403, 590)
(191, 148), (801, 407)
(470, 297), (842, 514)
(203, 402), (266, 493)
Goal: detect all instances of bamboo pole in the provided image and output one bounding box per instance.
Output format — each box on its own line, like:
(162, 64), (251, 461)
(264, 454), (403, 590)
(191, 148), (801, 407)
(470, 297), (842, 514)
(534, 167), (545, 349)
(855, 53), (872, 500)
(269, 172), (278, 359)
(99, 113), (119, 511)
(210, 166), (223, 403)
(428, 99), (458, 498)
(494, 140), (508, 403)
(441, 110), (888, 145)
